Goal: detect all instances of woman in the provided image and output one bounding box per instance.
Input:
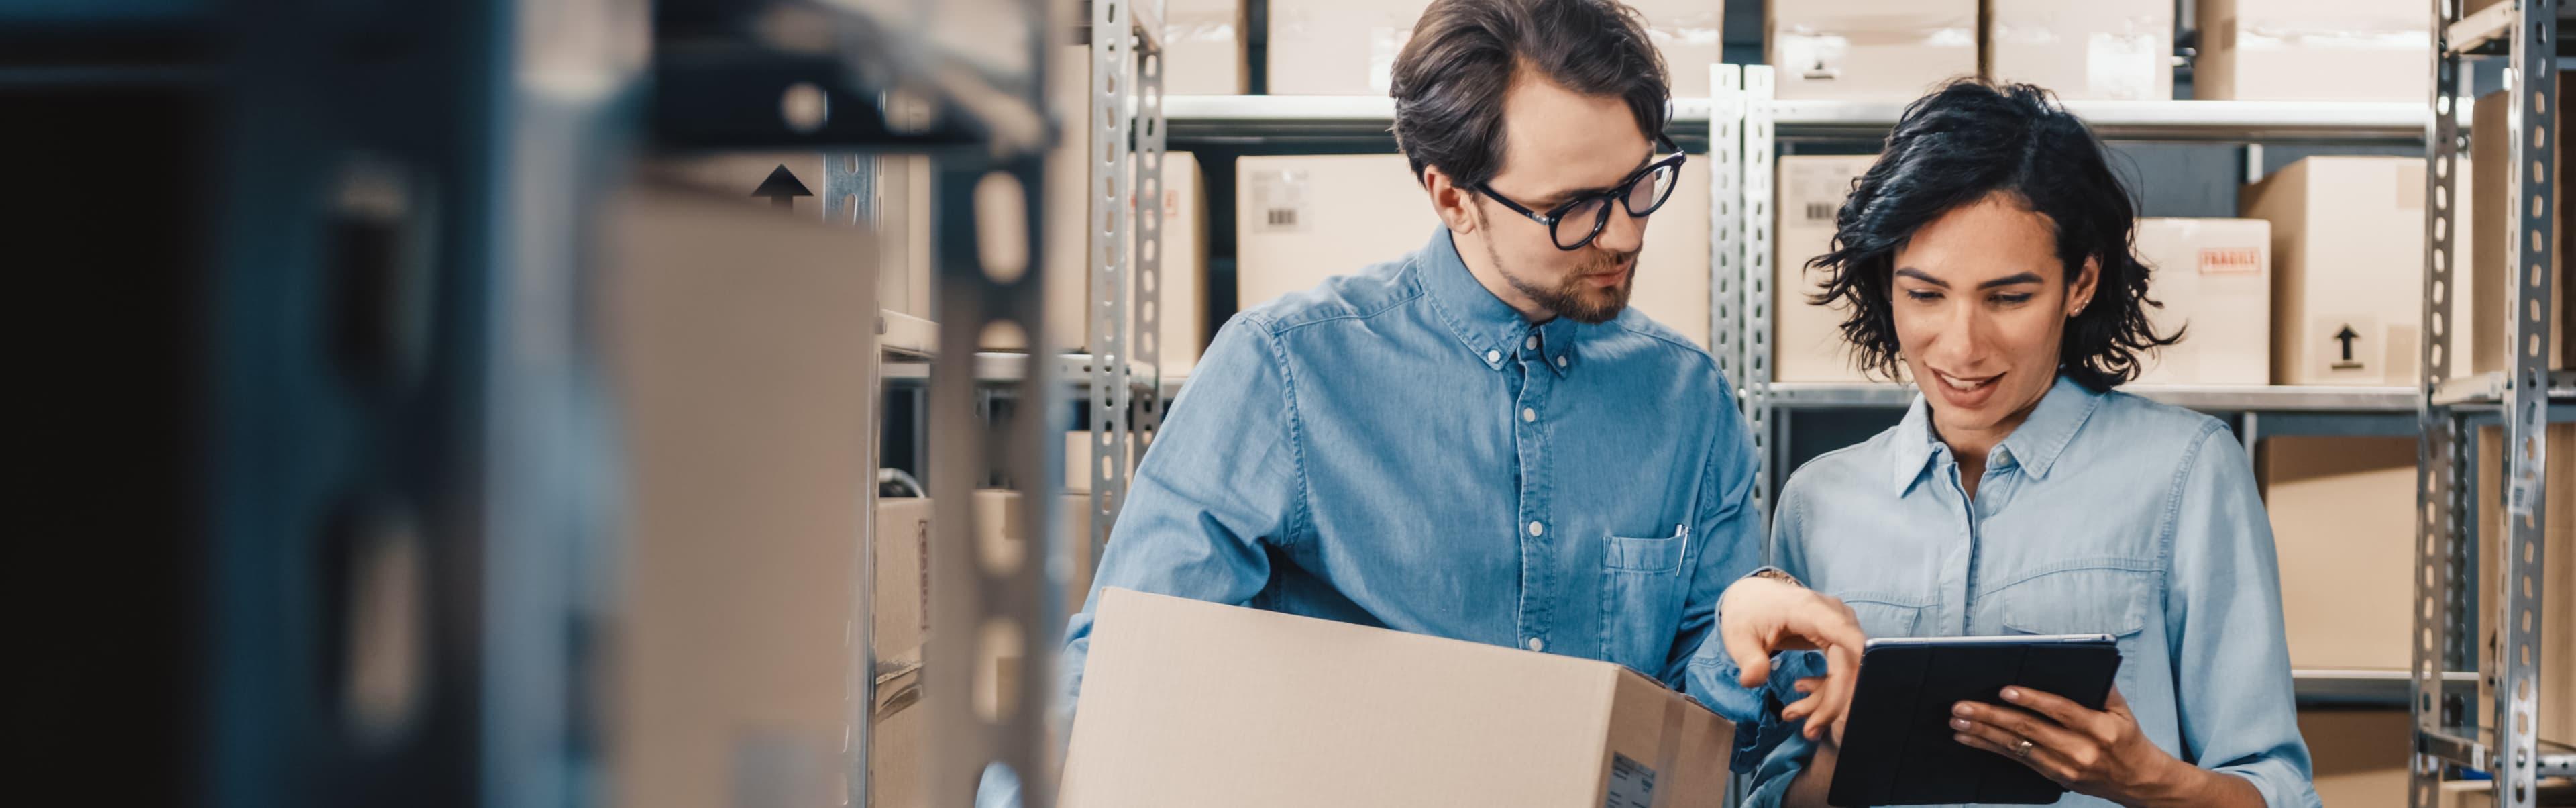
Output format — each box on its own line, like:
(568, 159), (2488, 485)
(1746, 81), (2321, 807)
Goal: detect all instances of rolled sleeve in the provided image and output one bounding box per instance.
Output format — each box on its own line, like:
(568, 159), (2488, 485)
(2165, 428), (2322, 808)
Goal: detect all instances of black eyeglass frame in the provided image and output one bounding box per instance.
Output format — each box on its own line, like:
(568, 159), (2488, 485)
(1470, 134), (1688, 251)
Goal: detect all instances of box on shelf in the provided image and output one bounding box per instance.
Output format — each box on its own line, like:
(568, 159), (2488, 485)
(1150, 152), (1211, 376)
(2243, 156), (2434, 386)
(2133, 218), (2271, 386)
(2300, 709), (2412, 808)
(1986, 0), (2174, 101)
(973, 490), (1100, 618)
(869, 660), (924, 808)
(1774, 155), (1876, 383)
(1236, 154), (1715, 348)
(1267, 0), (1721, 97)
(875, 497), (933, 658)
(606, 186), (877, 808)
(2473, 424), (2576, 747)
(2471, 80), (2576, 374)
(2195, 0), (2430, 102)
(2258, 436), (2417, 671)
(637, 153), (936, 320)
(1059, 588), (1735, 807)
(1162, 0), (1248, 95)
(1766, 0), (1978, 101)
(1006, 46), (1211, 356)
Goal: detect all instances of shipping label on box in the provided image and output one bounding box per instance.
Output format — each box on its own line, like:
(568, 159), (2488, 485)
(1774, 156), (1878, 382)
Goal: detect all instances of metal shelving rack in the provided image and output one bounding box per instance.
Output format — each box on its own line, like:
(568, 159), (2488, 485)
(2412, 1), (2573, 805)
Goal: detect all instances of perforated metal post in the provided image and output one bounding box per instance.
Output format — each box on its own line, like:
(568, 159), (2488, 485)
(1088, 0), (1140, 578)
(2496, 3), (2559, 806)
(1124, 0), (1168, 544)
(1743, 65), (1779, 529)
(1710, 64), (1746, 400)
(2412, 1), (2471, 804)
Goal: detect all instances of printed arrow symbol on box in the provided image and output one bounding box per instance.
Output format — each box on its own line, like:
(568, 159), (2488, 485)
(752, 164), (812, 211)
(2334, 325), (2360, 362)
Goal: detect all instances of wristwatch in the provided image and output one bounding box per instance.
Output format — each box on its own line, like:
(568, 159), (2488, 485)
(1747, 566), (1804, 588)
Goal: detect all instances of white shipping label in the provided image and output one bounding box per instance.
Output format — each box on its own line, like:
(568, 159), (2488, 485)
(1602, 752), (1659, 808)
(2087, 32), (2159, 100)
(1784, 162), (1862, 225)
(1249, 169), (1311, 233)
(1775, 34), (1851, 83)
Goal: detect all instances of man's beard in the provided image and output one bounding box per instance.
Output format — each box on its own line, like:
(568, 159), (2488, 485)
(1483, 235), (1638, 325)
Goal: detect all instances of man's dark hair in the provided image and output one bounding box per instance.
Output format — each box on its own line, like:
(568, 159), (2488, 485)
(1809, 79), (2179, 392)
(1389, 0), (1670, 188)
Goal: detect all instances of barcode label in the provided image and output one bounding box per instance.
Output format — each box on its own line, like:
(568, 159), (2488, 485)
(1603, 753), (1658, 808)
(1803, 201), (1835, 223)
(1250, 169), (1310, 233)
(1267, 208), (1299, 228)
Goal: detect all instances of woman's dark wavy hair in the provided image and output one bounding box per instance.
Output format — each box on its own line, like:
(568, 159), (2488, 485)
(1808, 79), (2178, 392)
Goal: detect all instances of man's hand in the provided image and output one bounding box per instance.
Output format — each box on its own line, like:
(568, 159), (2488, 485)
(1717, 576), (1867, 740)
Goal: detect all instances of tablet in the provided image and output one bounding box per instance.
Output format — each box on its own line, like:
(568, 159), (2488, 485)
(1825, 634), (2121, 807)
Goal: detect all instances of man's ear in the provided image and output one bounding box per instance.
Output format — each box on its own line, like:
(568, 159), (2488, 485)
(1421, 164), (1479, 234)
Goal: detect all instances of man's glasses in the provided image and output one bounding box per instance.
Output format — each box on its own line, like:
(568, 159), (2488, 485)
(1472, 134), (1687, 252)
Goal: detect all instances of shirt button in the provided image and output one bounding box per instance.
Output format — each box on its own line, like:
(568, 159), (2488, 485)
(1525, 336), (1539, 350)
(1528, 521), (1544, 537)
(1556, 356), (1568, 368)
(1994, 447), (2013, 465)
(1485, 349), (1501, 363)
(1522, 407), (1537, 423)
(1527, 637), (1546, 652)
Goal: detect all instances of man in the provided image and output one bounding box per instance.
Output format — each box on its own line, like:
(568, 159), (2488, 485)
(1066, 0), (1857, 776)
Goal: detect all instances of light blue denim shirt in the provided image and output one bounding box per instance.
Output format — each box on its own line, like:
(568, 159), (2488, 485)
(1743, 376), (2321, 807)
(1059, 224), (1788, 754)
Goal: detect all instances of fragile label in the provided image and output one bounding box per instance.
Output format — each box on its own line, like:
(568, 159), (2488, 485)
(1250, 169), (1311, 233)
(2198, 247), (2262, 275)
(1603, 753), (1658, 808)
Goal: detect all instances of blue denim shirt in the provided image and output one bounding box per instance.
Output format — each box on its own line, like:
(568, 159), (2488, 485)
(1743, 376), (2321, 807)
(1059, 224), (1783, 752)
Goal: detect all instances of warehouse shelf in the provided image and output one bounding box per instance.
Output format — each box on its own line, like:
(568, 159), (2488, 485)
(2432, 370), (2576, 406)
(2446, 1), (2576, 57)
(2293, 669), (2477, 707)
(1763, 382), (2418, 413)
(2418, 727), (2576, 779)
(879, 309), (937, 359)
(1769, 99), (2429, 144)
(883, 350), (1160, 392)
(1165, 95), (2428, 146)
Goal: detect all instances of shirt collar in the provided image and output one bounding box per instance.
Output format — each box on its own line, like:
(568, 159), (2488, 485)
(1889, 374), (2104, 495)
(1412, 225), (1579, 375)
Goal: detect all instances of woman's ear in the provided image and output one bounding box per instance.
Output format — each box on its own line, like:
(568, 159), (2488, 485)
(1421, 165), (1479, 234)
(2067, 256), (2101, 317)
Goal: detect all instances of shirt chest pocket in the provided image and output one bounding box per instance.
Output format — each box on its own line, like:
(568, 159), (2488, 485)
(1600, 526), (1690, 674)
(1838, 593), (1933, 640)
(1992, 564), (2160, 699)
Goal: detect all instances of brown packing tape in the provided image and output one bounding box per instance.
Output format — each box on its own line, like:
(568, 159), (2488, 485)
(1650, 693), (1685, 808)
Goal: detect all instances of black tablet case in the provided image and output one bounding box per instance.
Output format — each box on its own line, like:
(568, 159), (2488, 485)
(1825, 639), (2121, 807)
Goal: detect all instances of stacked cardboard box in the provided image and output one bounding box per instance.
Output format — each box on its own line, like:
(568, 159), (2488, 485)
(1767, 0), (1978, 101)
(2258, 436), (2418, 671)
(1772, 154), (1876, 382)
(2300, 709), (2413, 808)
(606, 187), (878, 808)
(1162, 0), (1248, 95)
(2243, 156), (2446, 386)
(1236, 154), (1716, 348)
(2133, 218), (2272, 386)
(1059, 589), (1735, 807)
(1267, 0), (1721, 97)
(1985, 0), (2174, 101)
(2196, 0), (2430, 102)
(2474, 425), (2576, 748)
(2471, 79), (2576, 375)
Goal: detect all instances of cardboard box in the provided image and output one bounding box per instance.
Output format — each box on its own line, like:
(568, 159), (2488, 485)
(868, 660), (925, 808)
(2471, 80), (2576, 374)
(1059, 588), (1735, 807)
(1986, 0), (2174, 101)
(1148, 152), (1210, 376)
(875, 497), (934, 658)
(1161, 0), (1247, 95)
(2259, 436), (2418, 670)
(2474, 425), (2576, 747)
(1237, 154), (1715, 348)
(2243, 156), (2430, 385)
(972, 489), (1099, 619)
(1774, 155), (1876, 382)
(606, 185), (876, 808)
(2133, 218), (2271, 386)
(871, 155), (938, 319)
(2195, 0), (2429, 102)
(644, 153), (934, 319)
(1767, 0), (1978, 101)
(1267, 0), (1721, 97)
(2300, 709), (2412, 808)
